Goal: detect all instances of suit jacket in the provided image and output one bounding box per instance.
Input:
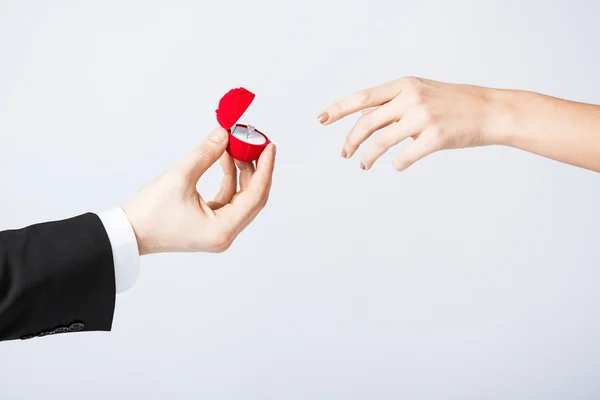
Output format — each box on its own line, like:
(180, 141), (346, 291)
(0, 213), (116, 341)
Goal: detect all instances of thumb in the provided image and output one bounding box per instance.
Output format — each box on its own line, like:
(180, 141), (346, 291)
(180, 128), (229, 182)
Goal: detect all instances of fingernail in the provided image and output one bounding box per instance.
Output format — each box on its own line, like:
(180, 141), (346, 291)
(360, 162), (366, 170)
(341, 149), (347, 158)
(209, 129), (226, 143)
(318, 112), (329, 124)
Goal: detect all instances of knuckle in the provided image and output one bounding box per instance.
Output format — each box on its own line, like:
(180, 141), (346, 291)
(346, 136), (360, 148)
(429, 125), (443, 138)
(330, 102), (343, 117)
(403, 77), (424, 104)
(412, 90), (424, 106)
(394, 154), (410, 171)
(357, 114), (377, 132)
(407, 88), (424, 106)
(402, 76), (422, 90)
(415, 105), (434, 125)
(373, 134), (391, 149)
(358, 89), (373, 106)
(393, 160), (405, 171)
(199, 146), (217, 161)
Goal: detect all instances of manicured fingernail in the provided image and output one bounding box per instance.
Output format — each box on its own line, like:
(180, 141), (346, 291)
(318, 112), (329, 124)
(341, 149), (347, 158)
(360, 162), (366, 170)
(209, 129), (226, 143)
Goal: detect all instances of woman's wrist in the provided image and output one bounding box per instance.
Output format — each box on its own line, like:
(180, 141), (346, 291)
(482, 88), (522, 147)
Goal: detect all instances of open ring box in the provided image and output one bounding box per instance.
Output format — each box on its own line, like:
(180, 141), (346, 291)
(216, 87), (271, 162)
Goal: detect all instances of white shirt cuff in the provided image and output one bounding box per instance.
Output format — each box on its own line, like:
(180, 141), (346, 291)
(96, 208), (140, 293)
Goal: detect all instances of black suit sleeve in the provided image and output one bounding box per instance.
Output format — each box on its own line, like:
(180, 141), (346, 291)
(0, 213), (116, 342)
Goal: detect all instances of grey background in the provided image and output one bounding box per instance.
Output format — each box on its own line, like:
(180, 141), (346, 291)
(1, 0), (600, 398)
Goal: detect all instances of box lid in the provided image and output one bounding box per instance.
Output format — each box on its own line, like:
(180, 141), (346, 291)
(215, 87), (255, 130)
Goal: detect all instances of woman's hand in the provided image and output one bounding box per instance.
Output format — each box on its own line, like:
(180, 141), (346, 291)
(123, 128), (276, 255)
(318, 77), (508, 171)
(319, 76), (600, 173)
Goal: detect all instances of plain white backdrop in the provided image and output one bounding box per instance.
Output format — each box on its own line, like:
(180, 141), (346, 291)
(1, 0), (600, 398)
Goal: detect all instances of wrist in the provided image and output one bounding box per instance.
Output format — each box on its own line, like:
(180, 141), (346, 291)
(122, 203), (153, 256)
(482, 88), (521, 147)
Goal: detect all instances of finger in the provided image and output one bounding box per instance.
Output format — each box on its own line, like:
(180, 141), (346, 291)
(343, 97), (408, 158)
(213, 152), (237, 205)
(206, 201), (225, 210)
(392, 129), (441, 171)
(247, 143), (276, 202)
(223, 144), (276, 229)
(179, 128), (229, 183)
(361, 108), (376, 116)
(318, 79), (403, 125)
(235, 160), (255, 191)
(360, 113), (426, 170)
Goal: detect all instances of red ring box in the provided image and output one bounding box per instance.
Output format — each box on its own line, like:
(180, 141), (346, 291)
(215, 87), (271, 162)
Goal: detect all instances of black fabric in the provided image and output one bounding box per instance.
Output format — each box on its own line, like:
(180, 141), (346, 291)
(0, 213), (116, 341)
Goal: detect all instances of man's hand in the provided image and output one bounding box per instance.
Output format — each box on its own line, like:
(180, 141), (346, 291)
(122, 128), (276, 255)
